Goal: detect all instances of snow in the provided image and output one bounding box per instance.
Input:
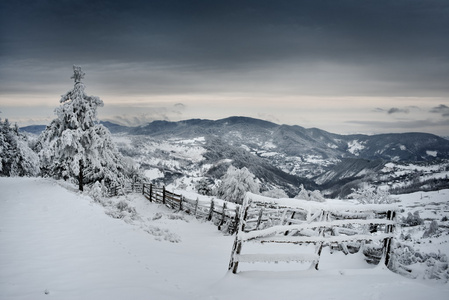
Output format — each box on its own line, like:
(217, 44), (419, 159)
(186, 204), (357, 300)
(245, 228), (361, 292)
(144, 168), (164, 180)
(1, 177), (448, 300)
(176, 136), (206, 145)
(347, 140), (365, 155)
(427, 150), (438, 157)
(260, 151), (278, 157)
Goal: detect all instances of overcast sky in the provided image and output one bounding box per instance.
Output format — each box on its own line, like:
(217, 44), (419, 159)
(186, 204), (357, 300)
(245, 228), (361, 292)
(1, 0), (448, 135)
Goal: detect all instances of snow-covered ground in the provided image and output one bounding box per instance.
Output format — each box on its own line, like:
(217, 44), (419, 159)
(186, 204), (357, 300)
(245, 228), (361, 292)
(1, 177), (448, 300)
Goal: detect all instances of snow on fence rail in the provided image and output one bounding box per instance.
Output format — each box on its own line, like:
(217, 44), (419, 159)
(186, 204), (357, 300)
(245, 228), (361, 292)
(108, 183), (142, 196)
(228, 192), (398, 274)
(141, 183), (240, 233)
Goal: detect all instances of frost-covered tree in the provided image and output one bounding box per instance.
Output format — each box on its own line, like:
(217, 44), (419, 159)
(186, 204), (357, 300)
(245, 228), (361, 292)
(262, 188), (288, 199)
(195, 178), (213, 195)
(348, 186), (394, 204)
(403, 211), (424, 226)
(295, 184), (310, 200)
(294, 184), (325, 202)
(0, 118), (40, 177)
(35, 66), (129, 191)
(216, 166), (259, 204)
(422, 220), (439, 238)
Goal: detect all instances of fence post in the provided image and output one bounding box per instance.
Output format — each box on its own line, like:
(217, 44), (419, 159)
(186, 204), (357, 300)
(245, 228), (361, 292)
(142, 183), (145, 195)
(255, 208), (264, 230)
(384, 210), (396, 267)
(208, 199), (215, 221)
(218, 202), (227, 230)
(179, 195), (183, 211)
(194, 198), (199, 217)
(229, 202), (250, 274)
(149, 184), (153, 202)
(229, 206), (240, 235)
(163, 186), (166, 205)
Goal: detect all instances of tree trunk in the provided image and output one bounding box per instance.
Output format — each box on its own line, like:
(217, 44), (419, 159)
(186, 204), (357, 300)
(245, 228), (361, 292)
(78, 159), (84, 191)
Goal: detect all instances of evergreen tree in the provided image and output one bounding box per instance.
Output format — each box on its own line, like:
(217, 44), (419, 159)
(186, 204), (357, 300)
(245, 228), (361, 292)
(195, 177), (213, 195)
(0, 118), (40, 177)
(36, 66), (129, 191)
(295, 184), (310, 200)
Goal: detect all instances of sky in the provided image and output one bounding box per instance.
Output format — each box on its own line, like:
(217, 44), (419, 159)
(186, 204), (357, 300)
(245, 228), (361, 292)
(0, 0), (448, 136)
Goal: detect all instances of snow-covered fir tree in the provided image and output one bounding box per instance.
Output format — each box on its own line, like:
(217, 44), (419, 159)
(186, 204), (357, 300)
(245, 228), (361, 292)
(0, 118), (40, 177)
(295, 184), (310, 200)
(216, 166), (260, 204)
(35, 66), (130, 191)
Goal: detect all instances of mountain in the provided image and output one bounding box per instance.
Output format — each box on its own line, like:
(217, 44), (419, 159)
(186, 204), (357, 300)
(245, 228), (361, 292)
(117, 116), (449, 162)
(20, 116), (449, 196)
(19, 125), (47, 135)
(21, 116), (449, 162)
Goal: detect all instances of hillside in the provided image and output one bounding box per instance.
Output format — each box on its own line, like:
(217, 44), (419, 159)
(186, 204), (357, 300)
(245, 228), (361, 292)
(21, 116), (449, 196)
(1, 177), (448, 299)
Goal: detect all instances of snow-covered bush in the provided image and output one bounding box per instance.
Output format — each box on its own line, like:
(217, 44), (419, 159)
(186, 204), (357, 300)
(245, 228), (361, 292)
(195, 178), (213, 195)
(88, 181), (104, 202)
(0, 118), (40, 177)
(422, 220), (439, 238)
(35, 66), (132, 191)
(402, 211), (424, 226)
(216, 166), (260, 204)
(392, 243), (449, 282)
(105, 199), (138, 222)
(348, 186), (394, 204)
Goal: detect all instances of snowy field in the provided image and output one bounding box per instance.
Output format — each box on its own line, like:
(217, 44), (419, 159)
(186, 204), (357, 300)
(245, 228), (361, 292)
(1, 177), (448, 300)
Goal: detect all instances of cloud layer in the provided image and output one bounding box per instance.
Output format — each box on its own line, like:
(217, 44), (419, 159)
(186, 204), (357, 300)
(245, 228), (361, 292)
(0, 0), (448, 135)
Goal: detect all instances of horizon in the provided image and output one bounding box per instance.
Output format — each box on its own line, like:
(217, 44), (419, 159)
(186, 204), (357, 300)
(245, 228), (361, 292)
(18, 115), (449, 138)
(1, 1), (448, 136)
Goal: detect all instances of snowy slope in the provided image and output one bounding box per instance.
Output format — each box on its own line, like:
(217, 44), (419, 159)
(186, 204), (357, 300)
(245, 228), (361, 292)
(1, 177), (448, 300)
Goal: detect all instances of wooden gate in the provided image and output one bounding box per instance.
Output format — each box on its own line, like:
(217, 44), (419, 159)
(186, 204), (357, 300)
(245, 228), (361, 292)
(229, 192), (397, 274)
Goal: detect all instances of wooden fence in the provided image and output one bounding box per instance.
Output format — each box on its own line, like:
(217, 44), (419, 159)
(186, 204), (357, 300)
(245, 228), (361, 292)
(108, 183), (142, 197)
(142, 183), (240, 233)
(228, 192), (397, 274)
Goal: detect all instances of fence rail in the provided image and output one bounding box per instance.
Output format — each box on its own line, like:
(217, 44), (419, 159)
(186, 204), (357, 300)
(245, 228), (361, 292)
(228, 192), (398, 274)
(142, 183), (240, 233)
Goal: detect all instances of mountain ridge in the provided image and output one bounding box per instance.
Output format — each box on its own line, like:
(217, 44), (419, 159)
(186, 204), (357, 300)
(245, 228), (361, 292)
(20, 116), (449, 196)
(21, 116), (449, 162)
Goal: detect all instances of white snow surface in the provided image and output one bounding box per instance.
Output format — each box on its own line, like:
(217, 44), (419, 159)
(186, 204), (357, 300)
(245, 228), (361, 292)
(1, 177), (448, 300)
(426, 150), (438, 157)
(347, 139), (365, 156)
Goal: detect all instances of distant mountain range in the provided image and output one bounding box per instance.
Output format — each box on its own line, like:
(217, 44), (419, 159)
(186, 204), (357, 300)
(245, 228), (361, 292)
(21, 117), (449, 196)
(92, 116), (449, 161)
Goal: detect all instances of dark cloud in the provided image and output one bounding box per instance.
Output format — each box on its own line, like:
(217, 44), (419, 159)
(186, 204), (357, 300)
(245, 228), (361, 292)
(388, 107), (409, 114)
(374, 106), (420, 115)
(1, 1), (448, 79)
(101, 103), (187, 126)
(430, 104), (449, 117)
